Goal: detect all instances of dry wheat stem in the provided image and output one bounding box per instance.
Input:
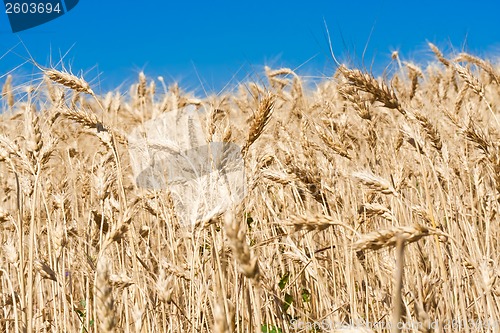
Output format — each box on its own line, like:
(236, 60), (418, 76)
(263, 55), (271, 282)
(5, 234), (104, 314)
(286, 214), (359, 236)
(95, 256), (116, 332)
(353, 224), (445, 252)
(339, 65), (405, 116)
(242, 94), (275, 157)
(454, 52), (500, 84)
(2, 74), (14, 109)
(391, 236), (405, 333)
(44, 69), (94, 96)
(352, 171), (399, 196)
(428, 42), (451, 67)
(223, 211), (260, 280)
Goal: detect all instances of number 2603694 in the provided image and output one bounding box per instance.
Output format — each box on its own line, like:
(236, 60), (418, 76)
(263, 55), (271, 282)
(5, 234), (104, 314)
(5, 2), (61, 14)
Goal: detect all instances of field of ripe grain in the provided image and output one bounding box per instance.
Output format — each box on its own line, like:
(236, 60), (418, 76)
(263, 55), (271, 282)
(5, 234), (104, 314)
(1, 44), (500, 333)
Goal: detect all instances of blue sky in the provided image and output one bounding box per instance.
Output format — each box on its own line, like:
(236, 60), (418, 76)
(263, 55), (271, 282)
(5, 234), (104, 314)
(1, 0), (500, 95)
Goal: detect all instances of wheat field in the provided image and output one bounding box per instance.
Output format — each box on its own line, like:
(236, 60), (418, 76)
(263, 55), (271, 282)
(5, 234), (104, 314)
(1, 44), (500, 333)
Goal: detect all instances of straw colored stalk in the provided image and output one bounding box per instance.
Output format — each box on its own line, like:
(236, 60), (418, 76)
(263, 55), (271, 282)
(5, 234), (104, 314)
(44, 68), (95, 96)
(352, 171), (399, 196)
(95, 256), (116, 333)
(339, 65), (405, 115)
(405, 62), (423, 100)
(2, 74), (14, 109)
(353, 224), (443, 252)
(241, 94), (275, 157)
(286, 214), (357, 233)
(428, 43), (451, 67)
(223, 211), (260, 280)
(454, 52), (500, 84)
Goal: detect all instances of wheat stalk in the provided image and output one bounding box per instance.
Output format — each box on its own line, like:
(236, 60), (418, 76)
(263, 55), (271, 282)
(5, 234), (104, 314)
(223, 211), (260, 280)
(241, 94), (275, 157)
(353, 224), (444, 252)
(44, 68), (94, 96)
(454, 52), (500, 84)
(95, 256), (116, 333)
(339, 65), (405, 115)
(414, 112), (442, 152)
(352, 171), (399, 196)
(1, 74), (14, 109)
(406, 62), (423, 100)
(428, 42), (451, 67)
(285, 214), (358, 234)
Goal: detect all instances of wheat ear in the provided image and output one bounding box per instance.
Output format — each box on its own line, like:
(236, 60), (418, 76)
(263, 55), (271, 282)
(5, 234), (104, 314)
(1, 74), (14, 109)
(428, 43), (451, 67)
(339, 65), (405, 116)
(353, 224), (444, 252)
(44, 69), (95, 96)
(95, 256), (116, 333)
(241, 94), (275, 157)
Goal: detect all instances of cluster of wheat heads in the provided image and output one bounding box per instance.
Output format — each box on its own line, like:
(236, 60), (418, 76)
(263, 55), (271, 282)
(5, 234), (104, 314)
(1, 43), (500, 333)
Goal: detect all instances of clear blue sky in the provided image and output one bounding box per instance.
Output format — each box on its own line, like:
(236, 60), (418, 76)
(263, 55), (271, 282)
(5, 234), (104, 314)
(1, 0), (500, 94)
